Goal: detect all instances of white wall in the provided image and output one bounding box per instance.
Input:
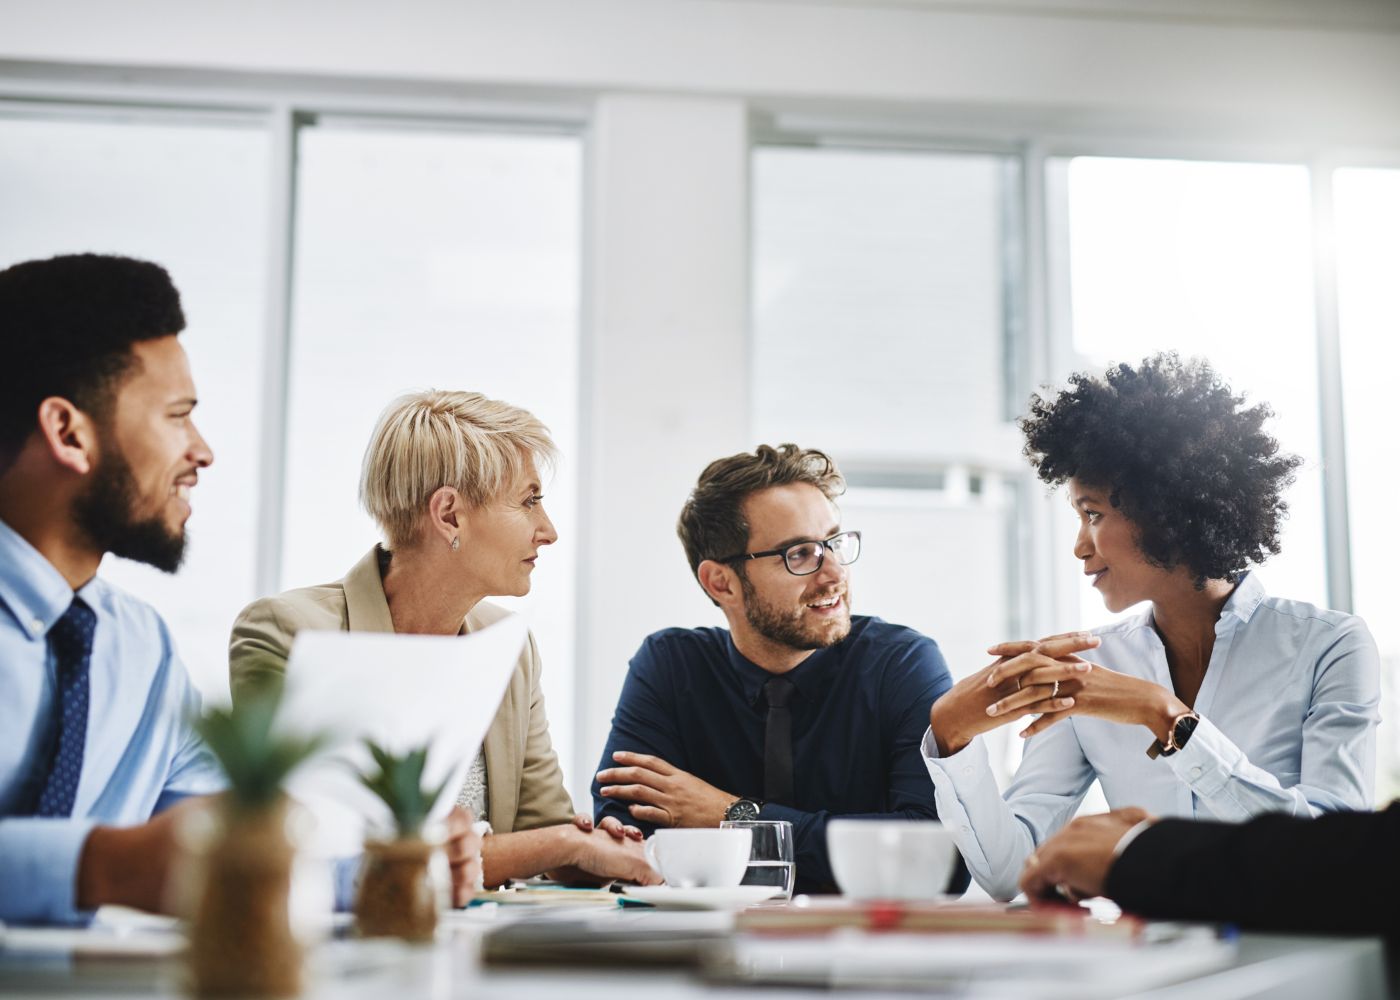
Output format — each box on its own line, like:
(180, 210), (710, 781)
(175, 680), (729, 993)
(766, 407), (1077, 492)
(576, 93), (749, 803)
(5, 0), (1400, 143)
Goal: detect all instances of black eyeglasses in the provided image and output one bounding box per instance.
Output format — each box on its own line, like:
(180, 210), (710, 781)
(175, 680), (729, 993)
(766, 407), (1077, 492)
(719, 530), (862, 577)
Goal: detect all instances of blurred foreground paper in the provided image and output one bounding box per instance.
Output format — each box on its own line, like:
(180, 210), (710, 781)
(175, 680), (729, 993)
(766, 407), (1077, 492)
(275, 612), (528, 857)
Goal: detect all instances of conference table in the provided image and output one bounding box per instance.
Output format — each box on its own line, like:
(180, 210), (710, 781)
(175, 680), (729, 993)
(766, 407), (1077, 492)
(0, 898), (1388, 999)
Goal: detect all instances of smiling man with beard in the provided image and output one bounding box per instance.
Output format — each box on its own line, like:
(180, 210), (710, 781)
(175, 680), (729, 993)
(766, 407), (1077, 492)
(0, 254), (223, 924)
(592, 444), (967, 894)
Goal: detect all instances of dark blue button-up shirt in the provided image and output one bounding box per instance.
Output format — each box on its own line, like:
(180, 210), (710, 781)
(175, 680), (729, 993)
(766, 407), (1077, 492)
(592, 615), (967, 894)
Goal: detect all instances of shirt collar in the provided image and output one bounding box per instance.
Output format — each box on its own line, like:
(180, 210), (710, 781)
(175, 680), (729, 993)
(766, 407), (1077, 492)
(0, 517), (78, 640)
(726, 632), (842, 707)
(1219, 570), (1267, 625)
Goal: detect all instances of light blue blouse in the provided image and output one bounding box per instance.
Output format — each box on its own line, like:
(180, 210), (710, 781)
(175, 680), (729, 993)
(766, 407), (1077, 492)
(924, 572), (1381, 901)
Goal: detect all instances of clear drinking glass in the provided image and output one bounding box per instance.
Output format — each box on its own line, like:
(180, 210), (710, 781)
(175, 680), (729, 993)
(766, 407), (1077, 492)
(719, 819), (795, 899)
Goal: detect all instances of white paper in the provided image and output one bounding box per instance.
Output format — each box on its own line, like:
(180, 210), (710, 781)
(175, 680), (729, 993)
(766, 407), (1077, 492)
(275, 612), (528, 857)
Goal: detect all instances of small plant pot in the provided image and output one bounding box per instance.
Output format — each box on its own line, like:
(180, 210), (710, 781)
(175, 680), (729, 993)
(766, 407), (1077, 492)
(188, 795), (302, 997)
(355, 837), (438, 942)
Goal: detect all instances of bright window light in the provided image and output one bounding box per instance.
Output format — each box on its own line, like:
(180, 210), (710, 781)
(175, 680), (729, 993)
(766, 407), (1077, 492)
(1064, 157), (1326, 627)
(1335, 166), (1400, 802)
(0, 115), (270, 702)
(751, 146), (1021, 682)
(282, 123), (582, 784)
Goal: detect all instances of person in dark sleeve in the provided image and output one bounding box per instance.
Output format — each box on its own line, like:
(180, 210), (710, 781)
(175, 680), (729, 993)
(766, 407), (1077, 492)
(1019, 803), (1400, 942)
(591, 443), (969, 895)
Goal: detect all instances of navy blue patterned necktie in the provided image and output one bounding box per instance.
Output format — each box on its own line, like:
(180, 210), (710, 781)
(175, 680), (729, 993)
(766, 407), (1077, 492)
(32, 597), (97, 818)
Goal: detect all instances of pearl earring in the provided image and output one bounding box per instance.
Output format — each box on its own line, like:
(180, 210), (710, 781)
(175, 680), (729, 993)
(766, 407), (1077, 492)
(450, 537), (460, 551)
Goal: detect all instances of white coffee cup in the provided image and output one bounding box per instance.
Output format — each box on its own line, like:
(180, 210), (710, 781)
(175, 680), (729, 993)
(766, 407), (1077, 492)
(643, 828), (753, 888)
(826, 819), (957, 899)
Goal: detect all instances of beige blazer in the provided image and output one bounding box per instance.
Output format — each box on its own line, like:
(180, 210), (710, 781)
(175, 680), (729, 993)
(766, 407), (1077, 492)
(228, 546), (576, 834)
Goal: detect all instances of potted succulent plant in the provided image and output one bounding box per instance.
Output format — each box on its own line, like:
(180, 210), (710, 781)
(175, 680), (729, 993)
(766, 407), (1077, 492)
(188, 689), (325, 998)
(353, 741), (453, 942)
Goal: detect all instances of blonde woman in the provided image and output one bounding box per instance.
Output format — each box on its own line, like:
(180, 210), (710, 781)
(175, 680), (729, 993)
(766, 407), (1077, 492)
(230, 390), (657, 888)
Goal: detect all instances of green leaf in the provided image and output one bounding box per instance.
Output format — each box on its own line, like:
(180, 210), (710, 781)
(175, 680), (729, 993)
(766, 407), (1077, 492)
(193, 687), (326, 811)
(354, 739), (449, 838)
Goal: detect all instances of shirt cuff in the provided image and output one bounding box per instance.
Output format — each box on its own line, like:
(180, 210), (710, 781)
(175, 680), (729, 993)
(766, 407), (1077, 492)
(921, 726), (991, 792)
(0, 817), (98, 925)
(333, 854), (362, 912)
(1112, 818), (1155, 858)
(1162, 716), (1240, 798)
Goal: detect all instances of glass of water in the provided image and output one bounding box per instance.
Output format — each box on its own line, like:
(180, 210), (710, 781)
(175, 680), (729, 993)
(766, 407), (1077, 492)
(719, 819), (795, 899)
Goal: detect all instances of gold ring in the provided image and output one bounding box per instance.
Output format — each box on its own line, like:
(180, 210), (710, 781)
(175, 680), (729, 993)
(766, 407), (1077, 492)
(1015, 677), (1022, 692)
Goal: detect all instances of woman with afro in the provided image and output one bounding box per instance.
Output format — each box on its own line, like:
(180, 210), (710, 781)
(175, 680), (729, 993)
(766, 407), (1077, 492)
(923, 353), (1379, 901)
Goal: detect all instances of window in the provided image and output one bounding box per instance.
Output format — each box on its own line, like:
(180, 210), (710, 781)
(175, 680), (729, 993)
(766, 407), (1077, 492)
(283, 121), (583, 770)
(0, 113), (270, 700)
(0, 109), (584, 777)
(1057, 156), (1327, 627)
(751, 145), (1024, 682)
(1335, 165), (1400, 802)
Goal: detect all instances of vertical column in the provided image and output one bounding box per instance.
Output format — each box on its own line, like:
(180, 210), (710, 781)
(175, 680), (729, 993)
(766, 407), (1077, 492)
(254, 105), (300, 599)
(1020, 143), (1070, 639)
(572, 94), (750, 805)
(1309, 161), (1354, 614)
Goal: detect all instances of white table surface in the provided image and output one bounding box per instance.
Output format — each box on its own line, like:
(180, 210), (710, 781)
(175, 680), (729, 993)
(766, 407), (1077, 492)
(0, 906), (1388, 1000)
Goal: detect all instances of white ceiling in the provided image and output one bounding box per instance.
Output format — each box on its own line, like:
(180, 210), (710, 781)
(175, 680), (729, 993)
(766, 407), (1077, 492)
(736, 0), (1400, 32)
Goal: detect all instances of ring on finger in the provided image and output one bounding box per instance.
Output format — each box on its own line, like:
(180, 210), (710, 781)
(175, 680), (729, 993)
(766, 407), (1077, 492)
(1051, 679), (1060, 699)
(1016, 677), (1022, 692)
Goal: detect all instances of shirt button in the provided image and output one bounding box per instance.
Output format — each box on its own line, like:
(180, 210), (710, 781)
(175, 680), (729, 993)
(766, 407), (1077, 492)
(29, 618), (44, 636)
(960, 825), (970, 833)
(1189, 766), (1202, 779)
(963, 766), (974, 777)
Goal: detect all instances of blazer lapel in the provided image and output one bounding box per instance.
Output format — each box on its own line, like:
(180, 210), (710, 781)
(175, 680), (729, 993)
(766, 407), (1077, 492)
(343, 547), (396, 634)
(467, 606), (520, 831)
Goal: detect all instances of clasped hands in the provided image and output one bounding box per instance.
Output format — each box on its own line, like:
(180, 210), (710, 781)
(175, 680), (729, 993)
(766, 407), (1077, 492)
(596, 751), (735, 829)
(930, 631), (1186, 757)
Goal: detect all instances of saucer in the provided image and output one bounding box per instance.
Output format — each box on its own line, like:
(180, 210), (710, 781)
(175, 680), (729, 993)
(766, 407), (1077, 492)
(623, 884), (784, 910)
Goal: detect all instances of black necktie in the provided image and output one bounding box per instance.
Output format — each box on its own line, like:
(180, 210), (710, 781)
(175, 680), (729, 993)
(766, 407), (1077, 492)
(28, 598), (97, 817)
(763, 675), (796, 806)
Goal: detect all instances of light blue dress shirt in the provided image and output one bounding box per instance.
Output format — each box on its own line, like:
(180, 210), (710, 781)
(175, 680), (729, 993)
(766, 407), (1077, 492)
(0, 517), (224, 925)
(924, 572), (1381, 901)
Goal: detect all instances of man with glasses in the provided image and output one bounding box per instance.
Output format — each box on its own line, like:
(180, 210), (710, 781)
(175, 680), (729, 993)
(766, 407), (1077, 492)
(592, 444), (966, 894)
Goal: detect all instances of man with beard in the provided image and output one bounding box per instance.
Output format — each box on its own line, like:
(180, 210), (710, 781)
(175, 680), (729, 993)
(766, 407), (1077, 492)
(592, 444), (966, 894)
(0, 254), (222, 924)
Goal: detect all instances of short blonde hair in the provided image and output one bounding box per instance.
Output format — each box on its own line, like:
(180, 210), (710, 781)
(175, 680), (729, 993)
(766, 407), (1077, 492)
(359, 390), (558, 548)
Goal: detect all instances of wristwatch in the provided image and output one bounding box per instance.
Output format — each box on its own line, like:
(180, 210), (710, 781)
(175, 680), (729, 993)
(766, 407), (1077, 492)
(1146, 711), (1201, 759)
(724, 798), (763, 821)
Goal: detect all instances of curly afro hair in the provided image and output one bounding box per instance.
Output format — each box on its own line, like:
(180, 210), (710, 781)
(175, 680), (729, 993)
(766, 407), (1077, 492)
(1019, 353), (1302, 587)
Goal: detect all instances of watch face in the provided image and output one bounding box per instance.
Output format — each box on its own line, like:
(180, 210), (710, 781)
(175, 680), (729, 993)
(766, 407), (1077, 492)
(1174, 714), (1201, 748)
(726, 799), (761, 822)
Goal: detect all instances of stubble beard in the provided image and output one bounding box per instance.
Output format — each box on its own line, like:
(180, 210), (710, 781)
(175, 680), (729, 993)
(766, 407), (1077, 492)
(738, 569), (851, 652)
(72, 437), (188, 574)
